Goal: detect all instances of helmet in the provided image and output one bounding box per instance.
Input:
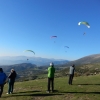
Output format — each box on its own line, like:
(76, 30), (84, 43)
(50, 62), (54, 66)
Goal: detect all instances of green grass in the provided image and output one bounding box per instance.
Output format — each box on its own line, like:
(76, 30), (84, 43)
(1, 74), (100, 100)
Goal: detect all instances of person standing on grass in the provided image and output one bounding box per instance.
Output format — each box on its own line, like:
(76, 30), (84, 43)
(46, 62), (55, 93)
(0, 68), (7, 97)
(68, 64), (75, 85)
(6, 69), (17, 94)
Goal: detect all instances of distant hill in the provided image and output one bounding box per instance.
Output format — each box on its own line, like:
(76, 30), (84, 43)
(2, 54), (100, 81)
(63, 54), (100, 66)
(1, 63), (37, 72)
(0, 56), (69, 66)
(1, 54), (100, 72)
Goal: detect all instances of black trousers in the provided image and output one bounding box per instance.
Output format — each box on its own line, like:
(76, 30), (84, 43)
(68, 74), (74, 85)
(47, 78), (54, 91)
(8, 80), (15, 93)
(0, 84), (4, 97)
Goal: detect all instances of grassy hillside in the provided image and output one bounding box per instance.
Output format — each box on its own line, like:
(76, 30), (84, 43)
(1, 74), (100, 100)
(59, 63), (100, 77)
(61, 54), (100, 66)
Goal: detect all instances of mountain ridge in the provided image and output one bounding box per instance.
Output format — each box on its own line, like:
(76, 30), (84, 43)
(65, 54), (100, 66)
(0, 56), (69, 66)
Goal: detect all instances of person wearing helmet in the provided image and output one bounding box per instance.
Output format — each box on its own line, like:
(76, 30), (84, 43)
(46, 62), (55, 93)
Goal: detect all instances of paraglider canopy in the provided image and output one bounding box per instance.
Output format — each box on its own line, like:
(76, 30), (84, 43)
(78, 21), (90, 28)
(24, 50), (35, 55)
(51, 36), (57, 38)
(51, 36), (57, 43)
(64, 46), (69, 48)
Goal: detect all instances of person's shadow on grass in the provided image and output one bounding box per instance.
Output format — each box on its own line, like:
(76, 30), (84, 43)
(74, 83), (100, 85)
(3, 90), (63, 98)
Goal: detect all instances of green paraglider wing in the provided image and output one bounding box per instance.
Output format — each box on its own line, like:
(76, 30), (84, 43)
(78, 21), (90, 28)
(24, 50), (35, 54)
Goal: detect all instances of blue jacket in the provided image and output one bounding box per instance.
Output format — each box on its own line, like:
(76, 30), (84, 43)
(0, 72), (7, 85)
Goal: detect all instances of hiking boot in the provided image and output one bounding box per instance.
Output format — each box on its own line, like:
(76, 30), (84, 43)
(6, 93), (10, 94)
(46, 91), (50, 93)
(10, 92), (12, 94)
(51, 90), (54, 93)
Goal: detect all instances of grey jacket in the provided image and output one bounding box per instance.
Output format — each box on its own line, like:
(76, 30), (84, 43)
(69, 66), (75, 74)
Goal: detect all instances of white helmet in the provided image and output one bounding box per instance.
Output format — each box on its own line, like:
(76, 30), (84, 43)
(50, 62), (54, 66)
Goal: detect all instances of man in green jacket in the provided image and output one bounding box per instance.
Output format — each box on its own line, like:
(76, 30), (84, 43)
(46, 62), (55, 93)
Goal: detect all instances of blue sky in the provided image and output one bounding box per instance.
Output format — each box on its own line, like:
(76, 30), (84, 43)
(0, 0), (100, 60)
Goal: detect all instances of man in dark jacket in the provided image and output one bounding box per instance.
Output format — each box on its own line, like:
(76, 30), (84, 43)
(6, 69), (17, 94)
(0, 68), (7, 97)
(46, 62), (55, 93)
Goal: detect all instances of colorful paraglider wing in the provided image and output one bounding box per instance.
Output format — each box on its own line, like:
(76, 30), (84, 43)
(51, 36), (57, 43)
(51, 36), (57, 38)
(24, 50), (35, 54)
(78, 21), (90, 28)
